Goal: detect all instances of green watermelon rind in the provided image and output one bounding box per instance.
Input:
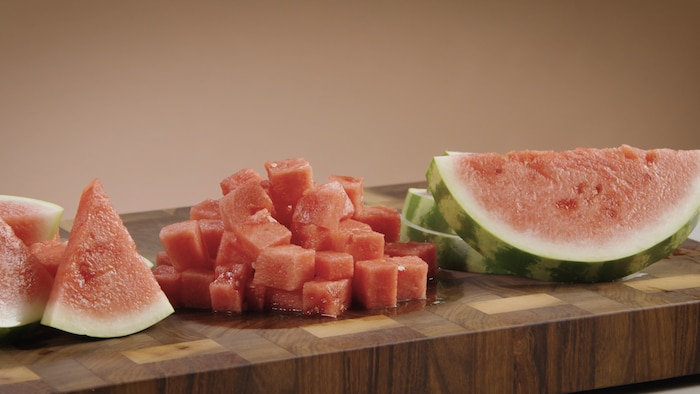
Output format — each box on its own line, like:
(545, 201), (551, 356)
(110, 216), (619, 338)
(400, 216), (513, 275)
(427, 156), (700, 283)
(401, 188), (456, 234)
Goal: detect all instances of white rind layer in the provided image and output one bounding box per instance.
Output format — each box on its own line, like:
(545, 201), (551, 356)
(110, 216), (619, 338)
(41, 291), (174, 338)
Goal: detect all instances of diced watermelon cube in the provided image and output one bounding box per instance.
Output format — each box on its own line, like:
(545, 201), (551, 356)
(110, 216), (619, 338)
(291, 222), (332, 250)
(387, 256), (428, 301)
(156, 250), (172, 266)
(159, 220), (212, 272)
(220, 168), (265, 196)
(198, 219), (224, 260)
(292, 180), (354, 230)
(152, 264), (182, 308)
(189, 198), (221, 220)
(246, 282), (267, 312)
(180, 268), (216, 309)
(209, 264), (251, 313)
(327, 219), (372, 251)
(214, 231), (253, 267)
(353, 205), (401, 243)
(266, 287), (303, 313)
(233, 217), (292, 261)
(302, 279), (352, 317)
(214, 262), (253, 286)
(384, 241), (437, 280)
(328, 175), (364, 212)
(253, 244), (315, 291)
(352, 259), (398, 309)
(265, 158), (314, 226)
(346, 230), (385, 261)
(314, 250), (354, 280)
(210, 279), (245, 313)
(220, 178), (275, 230)
(264, 157), (314, 207)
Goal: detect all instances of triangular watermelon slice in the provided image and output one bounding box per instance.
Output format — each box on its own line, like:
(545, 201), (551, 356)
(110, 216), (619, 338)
(41, 179), (174, 338)
(0, 218), (54, 340)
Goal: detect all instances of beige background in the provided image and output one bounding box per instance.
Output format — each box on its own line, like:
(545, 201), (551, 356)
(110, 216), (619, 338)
(2, 1), (699, 219)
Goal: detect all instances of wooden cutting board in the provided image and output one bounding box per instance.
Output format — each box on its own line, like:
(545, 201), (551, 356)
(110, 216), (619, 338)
(1, 183), (699, 393)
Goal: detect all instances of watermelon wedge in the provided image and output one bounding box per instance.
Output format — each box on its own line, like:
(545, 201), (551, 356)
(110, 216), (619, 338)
(0, 195), (64, 245)
(0, 218), (54, 341)
(426, 145), (700, 282)
(41, 179), (174, 338)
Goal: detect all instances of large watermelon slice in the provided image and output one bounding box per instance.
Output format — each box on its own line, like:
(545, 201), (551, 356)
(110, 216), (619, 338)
(0, 195), (64, 245)
(426, 145), (700, 282)
(41, 179), (174, 338)
(0, 218), (54, 341)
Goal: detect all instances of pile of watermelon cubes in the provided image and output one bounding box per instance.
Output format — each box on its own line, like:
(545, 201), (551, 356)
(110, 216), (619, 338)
(153, 158), (436, 317)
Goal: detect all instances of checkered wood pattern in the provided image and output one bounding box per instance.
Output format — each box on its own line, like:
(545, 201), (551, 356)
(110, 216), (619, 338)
(2, 183), (699, 393)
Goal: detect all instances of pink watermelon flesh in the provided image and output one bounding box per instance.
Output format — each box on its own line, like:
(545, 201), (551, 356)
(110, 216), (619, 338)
(352, 259), (398, 310)
(389, 256), (429, 301)
(314, 250), (354, 281)
(302, 279), (352, 317)
(41, 179), (174, 338)
(0, 195), (63, 246)
(159, 219), (212, 271)
(28, 239), (67, 277)
(447, 145), (700, 260)
(252, 244), (315, 291)
(0, 218), (54, 328)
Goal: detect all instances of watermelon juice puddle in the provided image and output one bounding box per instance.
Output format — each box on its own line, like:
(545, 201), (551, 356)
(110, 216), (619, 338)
(165, 282), (440, 331)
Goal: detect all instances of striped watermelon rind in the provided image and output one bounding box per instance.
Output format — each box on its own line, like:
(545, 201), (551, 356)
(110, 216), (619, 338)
(400, 216), (512, 275)
(401, 188), (455, 234)
(426, 152), (700, 283)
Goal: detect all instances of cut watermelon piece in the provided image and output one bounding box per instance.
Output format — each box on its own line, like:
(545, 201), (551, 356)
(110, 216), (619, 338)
(384, 241), (437, 281)
(233, 216), (292, 261)
(41, 179), (174, 338)
(0, 195), (64, 246)
(220, 178), (276, 230)
(353, 205), (401, 243)
(291, 223), (332, 250)
(159, 219), (212, 271)
(0, 218), (54, 339)
(252, 244), (315, 291)
(328, 175), (364, 212)
(291, 180), (354, 230)
(345, 229), (385, 261)
(352, 259), (398, 309)
(388, 256), (428, 301)
(180, 268), (216, 309)
(314, 250), (354, 280)
(220, 168), (265, 196)
(267, 287), (304, 312)
(198, 219), (225, 260)
(426, 145), (700, 282)
(152, 264), (182, 308)
(214, 231), (253, 267)
(302, 279), (352, 317)
(265, 157), (315, 226)
(27, 239), (67, 277)
(210, 264), (251, 313)
(189, 198), (221, 220)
